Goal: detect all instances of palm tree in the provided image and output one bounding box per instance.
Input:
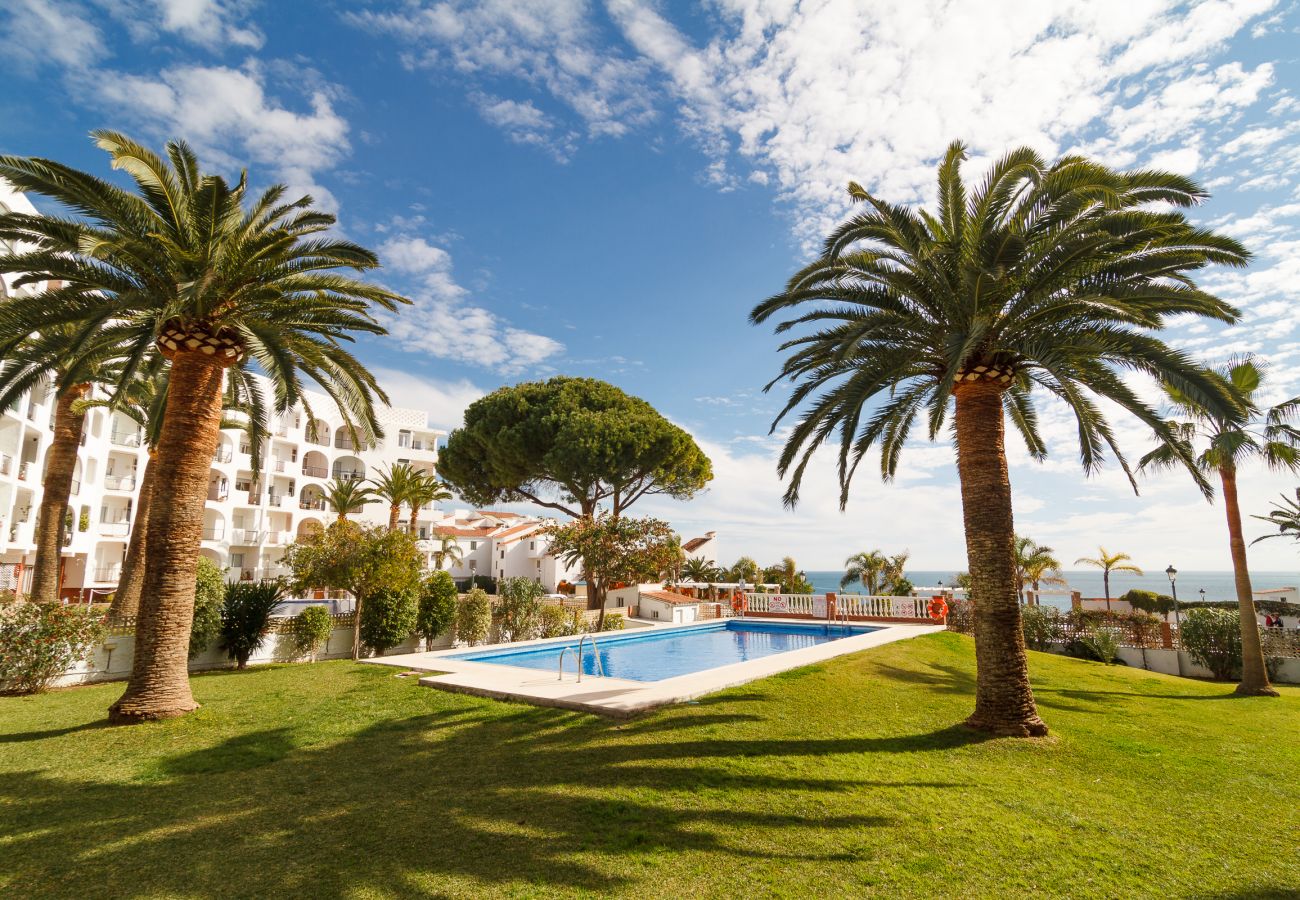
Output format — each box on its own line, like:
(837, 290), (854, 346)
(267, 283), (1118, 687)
(369, 462), (420, 531)
(405, 473), (452, 534)
(681, 556), (717, 583)
(1014, 536), (1066, 603)
(0, 133), (407, 723)
(324, 479), (375, 522)
(0, 321), (143, 603)
(1253, 488), (1300, 547)
(94, 362), (269, 617)
(1140, 356), (1297, 696)
(428, 532), (464, 570)
(1073, 547), (1143, 611)
(727, 556), (760, 585)
(751, 142), (1246, 736)
(841, 550), (906, 595)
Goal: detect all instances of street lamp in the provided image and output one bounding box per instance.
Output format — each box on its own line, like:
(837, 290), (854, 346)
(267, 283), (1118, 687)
(1166, 565), (1180, 628)
(1199, 588), (1206, 603)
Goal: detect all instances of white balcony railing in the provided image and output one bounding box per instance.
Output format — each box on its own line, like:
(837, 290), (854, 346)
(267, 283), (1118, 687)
(299, 498), (326, 511)
(231, 528), (262, 544)
(212, 447), (233, 464)
(104, 474), (136, 491)
(333, 470), (365, 482)
(301, 464), (328, 479)
(92, 566), (122, 584)
(202, 525), (226, 541)
(110, 430), (141, 447)
(99, 521), (130, 538)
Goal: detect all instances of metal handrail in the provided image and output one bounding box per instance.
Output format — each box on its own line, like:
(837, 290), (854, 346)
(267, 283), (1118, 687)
(576, 633), (605, 682)
(557, 646), (574, 681)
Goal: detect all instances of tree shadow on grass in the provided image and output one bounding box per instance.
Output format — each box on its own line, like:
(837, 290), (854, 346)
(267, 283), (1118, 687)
(0, 682), (981, 898)
(0, 719), (112, 744)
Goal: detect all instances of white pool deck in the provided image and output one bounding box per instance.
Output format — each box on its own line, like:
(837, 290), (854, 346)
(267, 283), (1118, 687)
(362, 617), (941, 718)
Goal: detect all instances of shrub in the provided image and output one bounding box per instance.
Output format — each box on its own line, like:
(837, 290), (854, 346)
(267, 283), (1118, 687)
(1081, 627), (1122, 665)
(418, 570), (458, 650)
(601, 612), (624, 631)
(945, 598), (974, 633)
(190, 556), (225, 658)
(1021, 606), (1065, 651)
(360, 588), (418, 655)
(456, 587), (492, 646)
(1180, 608), (1242, 680)
(537, 603), (578, 638)
(288, 606), (334, 659)
(0, 602), (106, 694)
(1122, 589), (1176, 616)
(220, 581), (284, 669)
(498, 577), (545, 642)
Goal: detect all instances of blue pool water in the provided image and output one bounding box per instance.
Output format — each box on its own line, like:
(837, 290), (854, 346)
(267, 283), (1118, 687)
(449, 620), (880, 682)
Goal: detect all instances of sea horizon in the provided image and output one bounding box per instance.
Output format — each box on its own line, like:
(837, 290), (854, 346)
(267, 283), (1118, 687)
(801, 569), (1300, 604)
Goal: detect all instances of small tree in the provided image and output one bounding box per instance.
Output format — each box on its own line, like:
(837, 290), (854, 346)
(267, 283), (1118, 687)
(537, 603), (578, 638)
(220, 582), (284, 669)
(288, 607), (334, 660)
(189, 557), (226, 659)
(456, 588), (492, 646)
(543, 514), (679, 630)
(283, 521), (424, 659)
(360, 588), (418, 655)
(498, 577), (545, 642)
(417, 570), (458, 650)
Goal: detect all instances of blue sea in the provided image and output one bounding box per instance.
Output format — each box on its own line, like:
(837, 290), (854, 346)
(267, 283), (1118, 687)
(803, 570), (1299, 605)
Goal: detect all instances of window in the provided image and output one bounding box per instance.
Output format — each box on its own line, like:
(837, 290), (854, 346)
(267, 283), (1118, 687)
(529, 541), (535, 550)
(469, 541), (477, 550)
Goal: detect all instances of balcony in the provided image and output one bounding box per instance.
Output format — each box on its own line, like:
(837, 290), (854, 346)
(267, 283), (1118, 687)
(17, 460), (31, 481)
(266, 494), (283, 508)
(104, 474), (136, 491)
(0, 453), (11, 477)
(208, 487), (230, 502)
(299, 498), (326, 511)
(265, 531), (292, 546)
(212, 447), (233, 464)
(301, 464), (328, 478)
(201, 525), (225, 541)
(334, 470), (365, 482)
(92, 565), (122, 584)
(272, 459), (287, 473)
(110, 430), (141, 448)
(231, 528), (262, 545)
(70, 478), (80, 496)
(99, 521), (130, 538)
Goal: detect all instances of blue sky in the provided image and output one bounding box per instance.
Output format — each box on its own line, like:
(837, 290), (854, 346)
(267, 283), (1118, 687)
(4, 0), (1300, 574)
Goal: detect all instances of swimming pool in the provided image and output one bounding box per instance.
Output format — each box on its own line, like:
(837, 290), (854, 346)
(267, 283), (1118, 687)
(449, 619), (881, 682)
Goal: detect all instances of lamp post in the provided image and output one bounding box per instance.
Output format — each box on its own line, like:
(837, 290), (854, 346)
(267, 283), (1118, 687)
(1166, 565), (1179, 629)
(1199, 588), (1206, 603)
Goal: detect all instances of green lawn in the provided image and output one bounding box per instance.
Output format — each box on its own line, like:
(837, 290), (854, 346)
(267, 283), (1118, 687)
(2, 633), (1296, 898)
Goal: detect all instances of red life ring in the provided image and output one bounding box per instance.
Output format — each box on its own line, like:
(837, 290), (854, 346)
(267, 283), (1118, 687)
(927, 597), (948, 621)
(732, 593), (748, 614)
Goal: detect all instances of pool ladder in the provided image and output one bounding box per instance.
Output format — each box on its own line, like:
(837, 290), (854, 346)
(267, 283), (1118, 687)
(557, 633), (606, 682)
(836, 604), (852, 635)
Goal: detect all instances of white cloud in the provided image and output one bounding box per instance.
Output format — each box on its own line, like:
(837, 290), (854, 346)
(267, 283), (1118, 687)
(2, 0), (106, 70)
(369, 367), (486, 432)
(91, 62), (350, 210)
(152, 0), (264, 49)
(473, 94), (577, 161)
(347, 0), (658, 153)
(377, 233), (564, 374)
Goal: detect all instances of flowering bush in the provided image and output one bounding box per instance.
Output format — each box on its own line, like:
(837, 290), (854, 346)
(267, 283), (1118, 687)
(0, 602), (106, 694)
(456, 588), (492, 646)
(537, 603), (579, 638)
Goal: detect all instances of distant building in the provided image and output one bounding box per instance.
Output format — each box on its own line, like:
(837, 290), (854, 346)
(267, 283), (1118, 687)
(681, 530), (718, 563)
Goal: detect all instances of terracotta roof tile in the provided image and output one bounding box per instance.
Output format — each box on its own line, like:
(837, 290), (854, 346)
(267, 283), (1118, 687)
(682, 536), (712, 552)
(641, 590), (702, 606)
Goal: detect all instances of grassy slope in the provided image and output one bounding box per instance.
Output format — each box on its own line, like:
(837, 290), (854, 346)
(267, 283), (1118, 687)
(1, 632), (1296, 899)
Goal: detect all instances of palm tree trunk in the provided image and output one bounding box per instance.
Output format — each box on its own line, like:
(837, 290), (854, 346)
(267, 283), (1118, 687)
(1103, 571), (1111, 611)
(109, 451), (156, 617)
(30, 383), (89, 604)
(389, 504), (400, 531)
(953, 381), (1047, 737)
(109, 353), (229, 723)
(1220, 465), (1278, 696)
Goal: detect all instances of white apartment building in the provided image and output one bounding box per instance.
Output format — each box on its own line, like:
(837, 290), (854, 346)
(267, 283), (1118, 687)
(427, 509), (584, 592)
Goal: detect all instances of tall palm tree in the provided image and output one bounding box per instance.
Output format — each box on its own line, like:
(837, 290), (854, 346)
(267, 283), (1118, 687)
(1073, 547), (1143, 611)
(681, 556), (717, 583)
(369, 462), (420, 531)
(93, 362), (269, 617)
(1140, 356), (1297, 697)
(751, 142), (1246, 736)
(1253, 488), (1300, 547)
(0, 133), (407, 723)
(727, 556), (760, 585)
(1014, 536), (1066, 602)
(405, 473), (452, 534)
(324, 479), (375, 522)
(0, 324), (123, 604)
(428, 532), (464, 570)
